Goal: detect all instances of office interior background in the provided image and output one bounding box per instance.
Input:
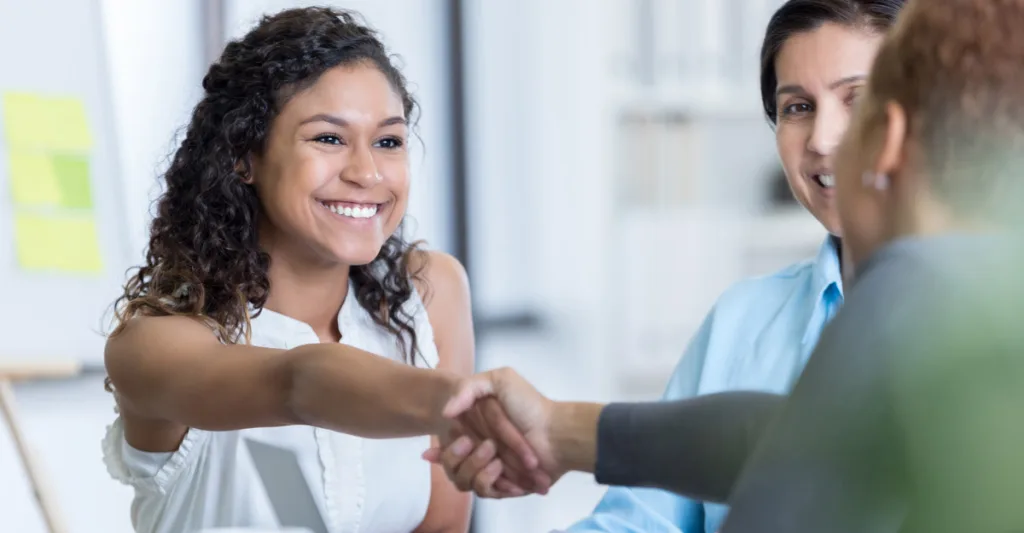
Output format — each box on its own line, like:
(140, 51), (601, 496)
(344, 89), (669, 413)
(0, 0), (819, 531)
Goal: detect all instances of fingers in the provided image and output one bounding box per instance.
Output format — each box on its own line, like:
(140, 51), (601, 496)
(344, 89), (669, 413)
(472, 459), (504, 497)
(422, 447), (441, 463)
(440, 435), (476, 485)
(474, 463), (530, 499)
(454, 439), (499, 492)
(492, 477), (527, 498)
(460, 403), (536, 490)
(423, 440), (533, 499)
(480, 397), (539, 470)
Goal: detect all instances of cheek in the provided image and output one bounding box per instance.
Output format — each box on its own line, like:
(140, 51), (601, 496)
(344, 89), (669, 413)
(383, 166), (411, 224)
(836, 176), (881, 239)
(256, 158), (330, 222)
(776, 124), (807, 182)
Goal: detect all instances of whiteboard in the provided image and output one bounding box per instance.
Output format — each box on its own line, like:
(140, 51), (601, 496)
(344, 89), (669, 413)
(0, 0), (130, 366)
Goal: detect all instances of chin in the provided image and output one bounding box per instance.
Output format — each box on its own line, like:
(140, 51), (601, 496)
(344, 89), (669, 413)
(329, 241), (387, 266)
(809, 210), (843, 237)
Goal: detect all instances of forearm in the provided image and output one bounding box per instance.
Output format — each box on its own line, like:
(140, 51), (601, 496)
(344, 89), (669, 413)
(549, 392), (783, 502)
(285, 343), (459, 438)
(550, 402), (603, 472)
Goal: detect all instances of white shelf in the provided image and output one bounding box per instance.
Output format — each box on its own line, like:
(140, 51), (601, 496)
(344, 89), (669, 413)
(613, 84), (764, 119)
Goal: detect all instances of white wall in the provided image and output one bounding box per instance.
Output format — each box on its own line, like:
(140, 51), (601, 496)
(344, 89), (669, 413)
(3, 2), (203, 532)
(102, 0), (206, 259)
(464, 0), (618, 385)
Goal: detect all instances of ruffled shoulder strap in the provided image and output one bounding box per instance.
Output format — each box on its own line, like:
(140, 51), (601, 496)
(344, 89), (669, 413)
(101, 416), (209, 494)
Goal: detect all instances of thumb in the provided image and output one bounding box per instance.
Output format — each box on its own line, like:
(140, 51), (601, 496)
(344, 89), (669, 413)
(422, 447), (442, 463)
(443, 375), (495, 418)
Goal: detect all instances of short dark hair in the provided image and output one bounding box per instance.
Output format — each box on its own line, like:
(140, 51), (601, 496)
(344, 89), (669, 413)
(759, 0), (906, 123)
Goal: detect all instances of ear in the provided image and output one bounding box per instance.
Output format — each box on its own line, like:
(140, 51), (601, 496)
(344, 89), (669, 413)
(236, 154), (255, 184)
(875, 100), (907, 181)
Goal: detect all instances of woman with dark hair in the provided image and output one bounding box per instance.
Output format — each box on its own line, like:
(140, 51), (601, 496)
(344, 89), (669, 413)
(429, 1), (906, 532)
(99, 7), (517, 533)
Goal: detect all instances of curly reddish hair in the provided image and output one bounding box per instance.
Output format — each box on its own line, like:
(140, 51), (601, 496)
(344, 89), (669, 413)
(863, 0), (1024, 214)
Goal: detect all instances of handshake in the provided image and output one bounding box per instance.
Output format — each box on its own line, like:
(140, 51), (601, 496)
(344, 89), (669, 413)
(423, 368), (602, 499)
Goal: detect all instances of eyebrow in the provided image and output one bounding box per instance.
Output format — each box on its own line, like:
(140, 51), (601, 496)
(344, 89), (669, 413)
(775, 75), (868, 98)
(298, 114), (407, 128)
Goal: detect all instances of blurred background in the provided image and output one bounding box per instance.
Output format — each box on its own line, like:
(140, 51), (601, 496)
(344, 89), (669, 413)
(0, 0), (825, 531)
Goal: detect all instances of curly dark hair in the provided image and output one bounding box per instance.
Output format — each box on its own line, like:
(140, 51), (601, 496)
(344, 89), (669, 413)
(109, 7), (427, 378)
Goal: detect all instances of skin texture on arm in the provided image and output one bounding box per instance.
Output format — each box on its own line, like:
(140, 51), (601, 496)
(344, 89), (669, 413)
(105, 313), (461, 453)
(412, 250), (475, 533)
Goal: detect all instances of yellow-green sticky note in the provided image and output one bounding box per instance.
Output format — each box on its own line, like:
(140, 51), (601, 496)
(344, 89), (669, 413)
(52, 155), (92, 209)
(8, 152), (61, 207)
(14, 213), (103, 273)
(46, 96), (93, 151)
(2, 92), (93, 151)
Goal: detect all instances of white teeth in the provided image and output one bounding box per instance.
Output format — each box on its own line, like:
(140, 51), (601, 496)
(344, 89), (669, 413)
(320, 202), (377, 219)
(818, 174), (835, 188)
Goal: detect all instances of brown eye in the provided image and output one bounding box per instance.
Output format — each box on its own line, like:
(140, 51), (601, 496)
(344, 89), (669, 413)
(375, 136), (404, 149)
(313, 134), (343, 145)
(780, 102), (813, 117)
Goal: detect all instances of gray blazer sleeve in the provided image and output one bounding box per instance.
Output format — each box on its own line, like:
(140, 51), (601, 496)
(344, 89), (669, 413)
(594, 391), (783, 502)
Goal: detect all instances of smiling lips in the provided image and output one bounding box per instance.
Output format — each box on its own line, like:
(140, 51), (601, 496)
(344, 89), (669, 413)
(318, 200), (380, 219)
(812, 173), (835, 189)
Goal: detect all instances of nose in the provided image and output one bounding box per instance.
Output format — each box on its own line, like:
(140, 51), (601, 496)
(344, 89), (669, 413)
(341, 144), (381, 187)
(807, 101), (848, 157)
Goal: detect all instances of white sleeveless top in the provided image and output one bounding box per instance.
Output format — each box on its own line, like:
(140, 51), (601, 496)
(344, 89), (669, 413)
(102, 283), (438, 533)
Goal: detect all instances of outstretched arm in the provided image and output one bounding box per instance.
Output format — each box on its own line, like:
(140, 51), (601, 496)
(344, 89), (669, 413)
(435, 369), (783, 501)
(593, 392), (782, 502)
(107, 315), (462, 443)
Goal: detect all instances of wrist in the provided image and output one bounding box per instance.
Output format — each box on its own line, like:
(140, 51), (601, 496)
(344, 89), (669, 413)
(420, 369), (461, 434)
(549, 401), (603, 474)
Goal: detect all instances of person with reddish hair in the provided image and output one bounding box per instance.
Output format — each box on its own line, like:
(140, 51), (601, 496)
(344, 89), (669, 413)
(436, 2), (909, 529)
(430, 0), (1024, 531)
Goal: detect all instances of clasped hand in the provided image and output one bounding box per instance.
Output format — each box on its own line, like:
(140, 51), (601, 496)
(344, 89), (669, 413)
(423, 368), (566, 498)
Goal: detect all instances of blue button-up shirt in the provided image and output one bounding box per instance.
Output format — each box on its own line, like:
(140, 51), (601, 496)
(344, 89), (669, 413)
(567, 236), (844, 533)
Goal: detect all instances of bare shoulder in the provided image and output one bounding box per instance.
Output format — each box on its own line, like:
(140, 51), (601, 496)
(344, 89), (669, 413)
(104, 315), (220, 385)
(407, 250), (474, 374)
(106, 314), (219, 356)
(408, 249), (471, 311)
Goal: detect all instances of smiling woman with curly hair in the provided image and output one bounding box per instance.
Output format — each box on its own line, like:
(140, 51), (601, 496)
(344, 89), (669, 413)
(99, 7), (498, 533)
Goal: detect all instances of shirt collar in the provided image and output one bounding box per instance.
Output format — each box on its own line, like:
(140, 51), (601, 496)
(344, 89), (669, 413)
(801, 235), (844, 346)
(812, 234), (844, 298)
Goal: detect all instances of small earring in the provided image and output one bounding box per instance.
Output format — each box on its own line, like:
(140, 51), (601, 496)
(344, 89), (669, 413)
(861, 171), (889, 191)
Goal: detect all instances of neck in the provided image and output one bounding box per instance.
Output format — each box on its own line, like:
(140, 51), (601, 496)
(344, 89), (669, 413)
(261, 234), (352, 343)
(838, 238), (857, 288)
(895, 198), (994, 240)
